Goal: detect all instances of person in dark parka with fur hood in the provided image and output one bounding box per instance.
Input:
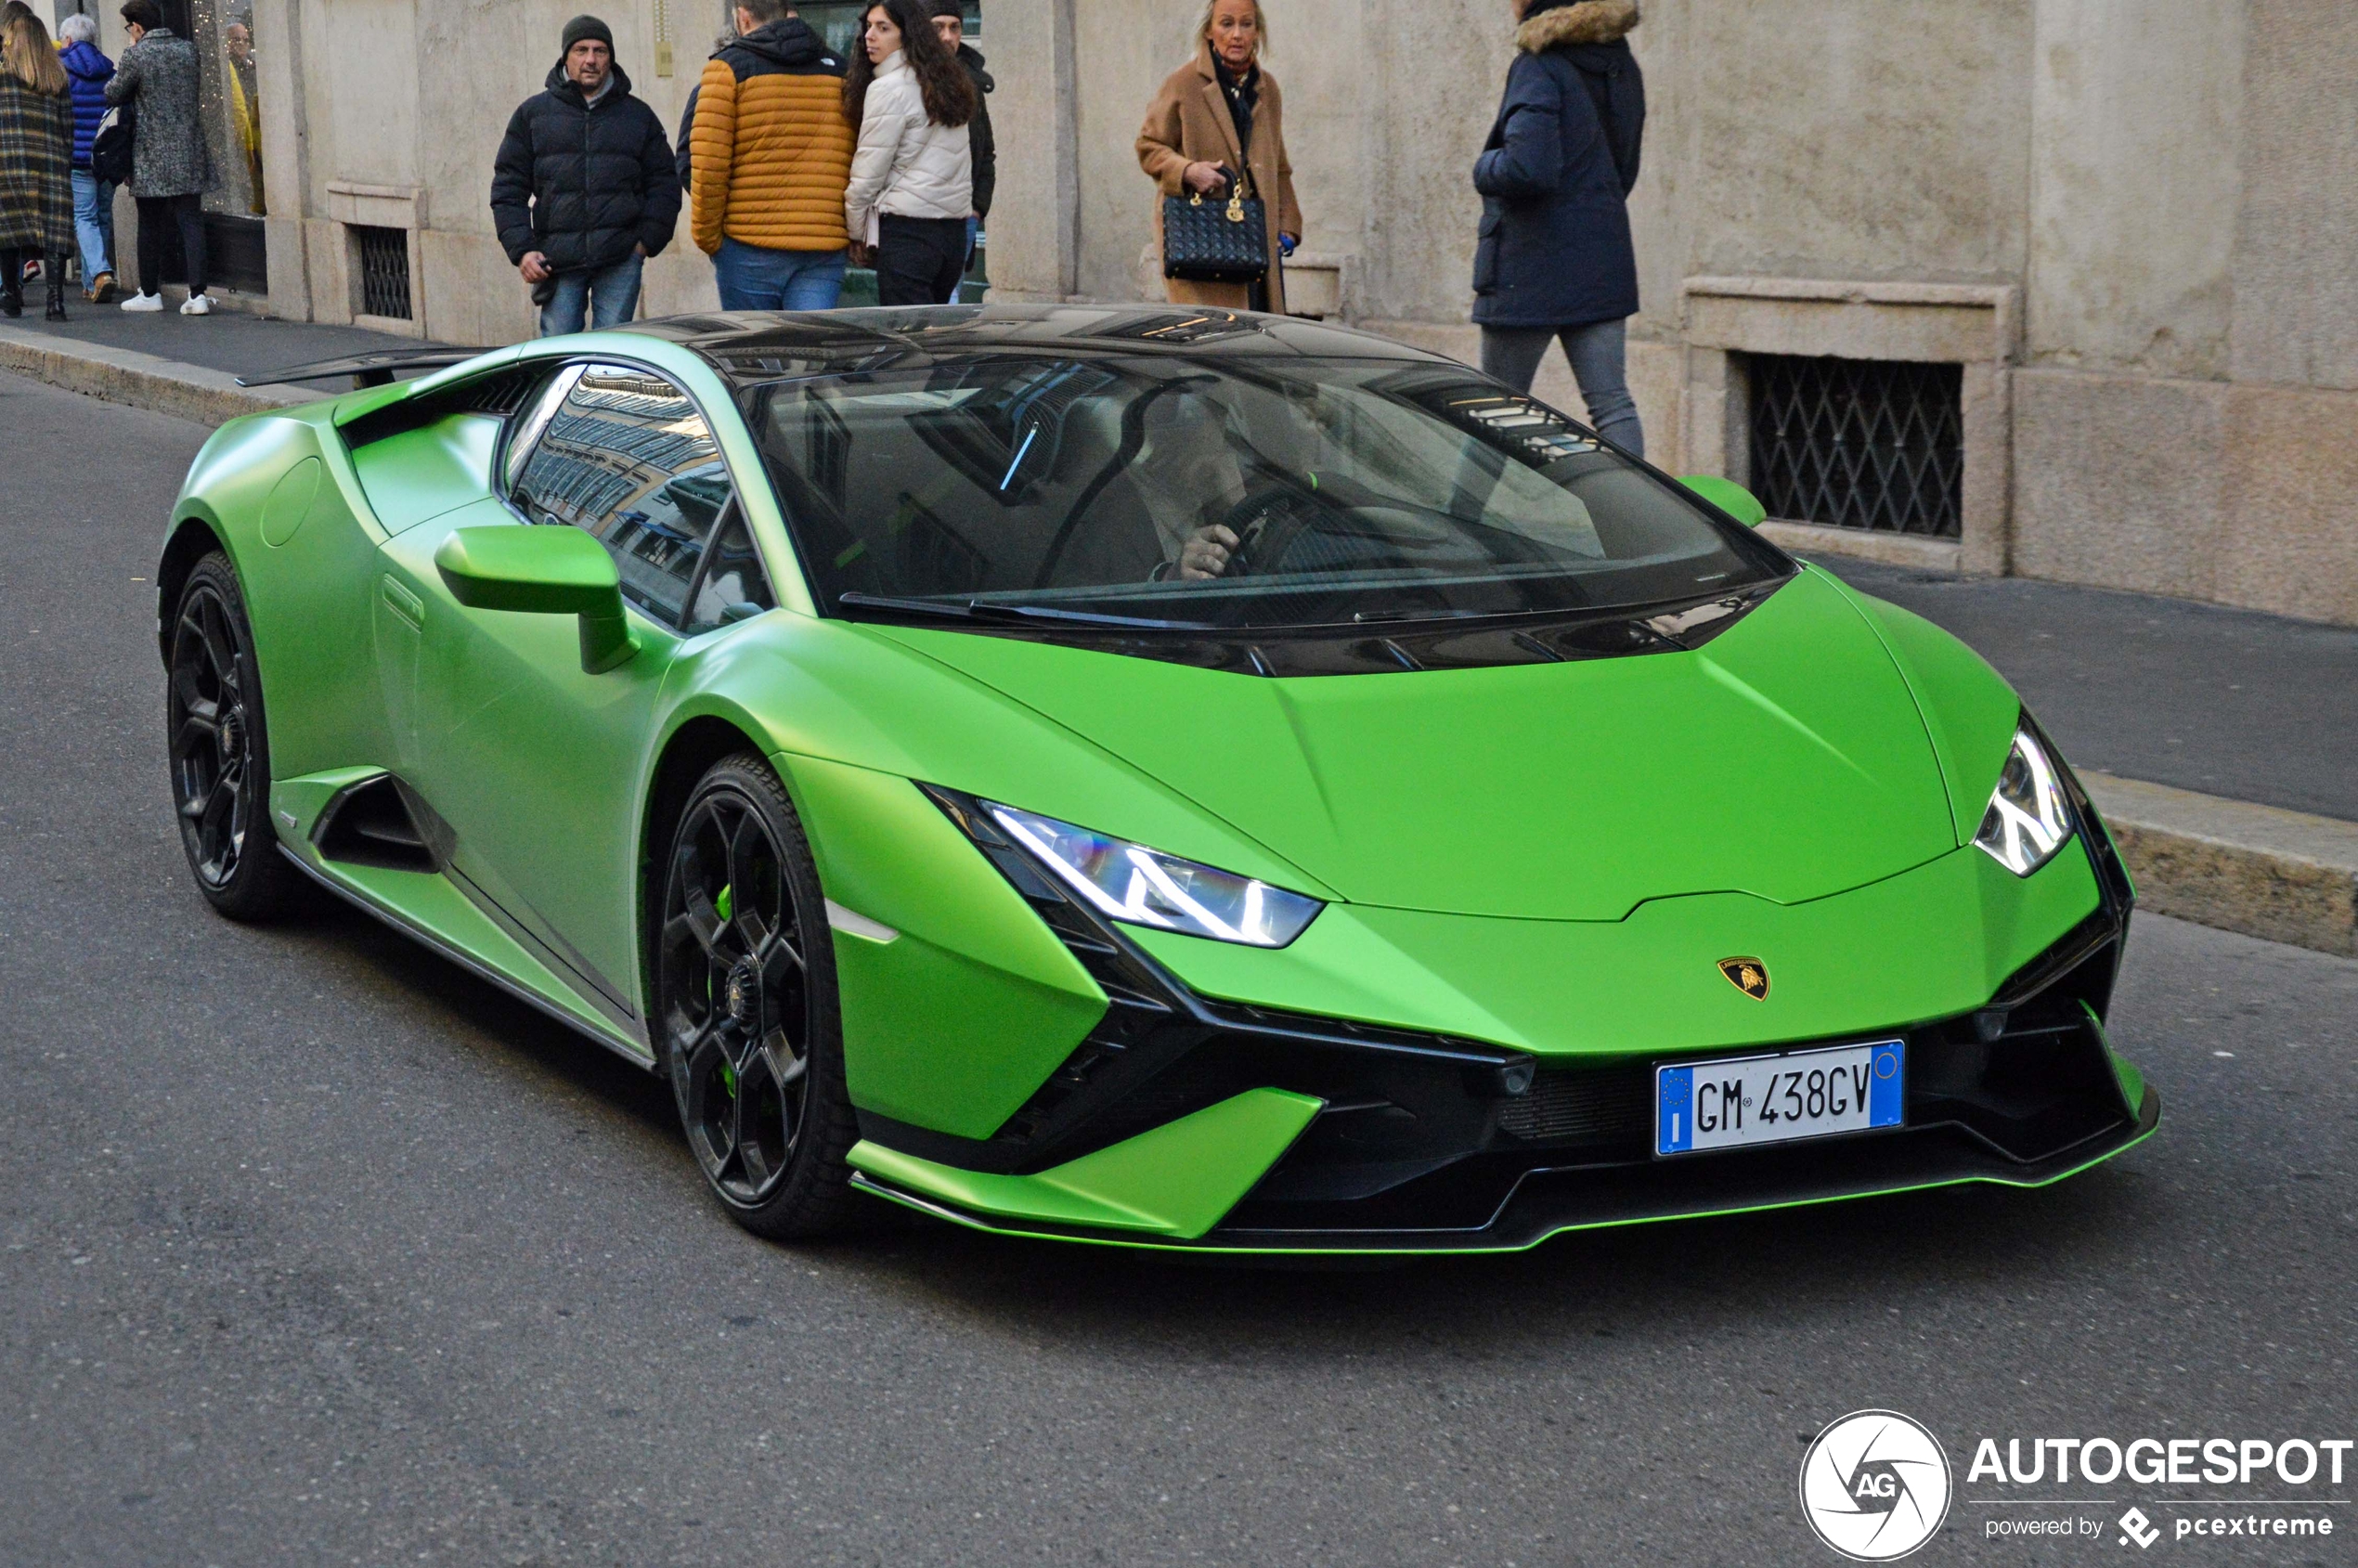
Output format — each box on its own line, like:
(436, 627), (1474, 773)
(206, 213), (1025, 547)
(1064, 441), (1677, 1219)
(491, 15), (680, 336)
(1471, 0), (1647, 455)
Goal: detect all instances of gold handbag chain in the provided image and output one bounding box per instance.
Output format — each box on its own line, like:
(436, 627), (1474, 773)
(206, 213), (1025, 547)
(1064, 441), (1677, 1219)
(1185, 164), (1256, 223)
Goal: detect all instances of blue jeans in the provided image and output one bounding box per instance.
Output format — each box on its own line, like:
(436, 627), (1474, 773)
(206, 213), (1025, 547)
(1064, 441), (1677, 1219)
(1480, 317), (1644, 459)
(71, 169), (113, 281)
(538, 253), (643, 337)
(712, 239), (847, 311)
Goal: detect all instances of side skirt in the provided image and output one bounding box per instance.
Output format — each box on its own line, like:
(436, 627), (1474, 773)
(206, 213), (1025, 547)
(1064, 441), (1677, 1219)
(280, 845), (658, 1070)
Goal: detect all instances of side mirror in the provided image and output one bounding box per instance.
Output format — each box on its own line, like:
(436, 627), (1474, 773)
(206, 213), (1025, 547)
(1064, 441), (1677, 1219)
(1678, 474), (1768, 528)
(434, 525), (638, 674)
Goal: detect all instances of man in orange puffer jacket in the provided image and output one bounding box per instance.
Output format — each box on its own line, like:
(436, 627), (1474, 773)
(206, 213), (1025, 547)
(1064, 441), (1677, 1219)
(691, 0), (854, 310)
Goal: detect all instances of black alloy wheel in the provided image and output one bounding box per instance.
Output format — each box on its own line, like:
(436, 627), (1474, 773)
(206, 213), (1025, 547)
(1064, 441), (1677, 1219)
(167, 552), (304, 920)
(658, 754), (858, 1238)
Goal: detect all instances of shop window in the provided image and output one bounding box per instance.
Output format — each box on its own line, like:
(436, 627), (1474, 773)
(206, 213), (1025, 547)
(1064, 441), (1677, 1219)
(1744, 356), (1963, 538)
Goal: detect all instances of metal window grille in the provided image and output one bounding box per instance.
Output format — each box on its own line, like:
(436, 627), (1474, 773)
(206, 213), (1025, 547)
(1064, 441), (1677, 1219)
(352, 226), (412, 321)
(1746, 356), (1963, 538)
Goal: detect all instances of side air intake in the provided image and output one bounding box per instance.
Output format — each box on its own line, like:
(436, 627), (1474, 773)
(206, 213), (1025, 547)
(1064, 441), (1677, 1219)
(312, 775), (439, 873)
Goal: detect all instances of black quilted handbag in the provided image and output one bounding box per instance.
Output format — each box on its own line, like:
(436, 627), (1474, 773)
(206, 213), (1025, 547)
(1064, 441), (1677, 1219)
(1161, 167), (1268, 284)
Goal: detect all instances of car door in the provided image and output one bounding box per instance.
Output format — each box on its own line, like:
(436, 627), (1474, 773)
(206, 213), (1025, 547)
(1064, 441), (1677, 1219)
(387, 360), (773, 1034)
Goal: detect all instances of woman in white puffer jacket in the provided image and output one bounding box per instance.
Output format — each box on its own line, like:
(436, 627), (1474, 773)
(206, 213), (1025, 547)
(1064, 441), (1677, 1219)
(842, 0), (976, 305)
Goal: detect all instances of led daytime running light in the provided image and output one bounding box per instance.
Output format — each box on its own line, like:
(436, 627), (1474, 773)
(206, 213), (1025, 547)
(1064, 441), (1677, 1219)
(1973, 726), (2074, 877)
(985, 803), (1321, 948)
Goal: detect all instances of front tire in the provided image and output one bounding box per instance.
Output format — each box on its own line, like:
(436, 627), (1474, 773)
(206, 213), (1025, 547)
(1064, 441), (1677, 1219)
(166, 551), (305, 920)
(656, 753), (861, 1238)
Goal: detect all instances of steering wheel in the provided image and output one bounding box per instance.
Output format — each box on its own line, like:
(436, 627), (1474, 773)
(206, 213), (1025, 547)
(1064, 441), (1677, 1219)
(1214, 486), (1325, 579)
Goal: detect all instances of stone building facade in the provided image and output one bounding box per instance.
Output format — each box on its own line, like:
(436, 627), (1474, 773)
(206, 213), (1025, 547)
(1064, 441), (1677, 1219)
(105, 0), (2358, 623)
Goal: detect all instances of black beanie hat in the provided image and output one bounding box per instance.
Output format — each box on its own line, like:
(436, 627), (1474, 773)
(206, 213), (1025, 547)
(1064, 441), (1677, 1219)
(561, 14), (614, 53)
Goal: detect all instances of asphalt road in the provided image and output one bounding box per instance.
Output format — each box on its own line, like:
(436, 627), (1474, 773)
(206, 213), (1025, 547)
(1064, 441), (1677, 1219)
(4, 370), (2353, 1567)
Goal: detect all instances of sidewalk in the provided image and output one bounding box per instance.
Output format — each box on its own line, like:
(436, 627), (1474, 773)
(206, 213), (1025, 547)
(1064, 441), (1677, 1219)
(3, 312), (2349, 959)
(0, 309), (448, 425)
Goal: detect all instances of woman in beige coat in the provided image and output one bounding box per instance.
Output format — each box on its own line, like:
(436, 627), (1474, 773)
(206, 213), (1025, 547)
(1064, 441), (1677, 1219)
(1136, 0), (1303, 315)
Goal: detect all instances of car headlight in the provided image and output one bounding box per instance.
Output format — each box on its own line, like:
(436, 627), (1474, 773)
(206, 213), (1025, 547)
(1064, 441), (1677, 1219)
(986, 802), (1323, 948)
(1974, 725), (2075, 876)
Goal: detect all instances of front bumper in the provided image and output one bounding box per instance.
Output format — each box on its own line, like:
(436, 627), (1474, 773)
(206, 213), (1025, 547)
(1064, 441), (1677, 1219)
(846, 784), (2152, 1253)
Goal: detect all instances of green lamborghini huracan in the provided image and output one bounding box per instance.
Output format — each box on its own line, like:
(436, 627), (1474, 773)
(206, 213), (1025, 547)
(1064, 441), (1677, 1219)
(161, 305), (2155, 1252)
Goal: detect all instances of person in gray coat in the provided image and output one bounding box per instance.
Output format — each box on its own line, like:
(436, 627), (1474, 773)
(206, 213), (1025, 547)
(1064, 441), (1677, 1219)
(104, 0), (215, 315)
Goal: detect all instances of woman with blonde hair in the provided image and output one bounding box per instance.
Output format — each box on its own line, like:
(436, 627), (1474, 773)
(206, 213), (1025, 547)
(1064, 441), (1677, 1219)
(1136, 0), (1302, 315)
(0, 4), (75, 318)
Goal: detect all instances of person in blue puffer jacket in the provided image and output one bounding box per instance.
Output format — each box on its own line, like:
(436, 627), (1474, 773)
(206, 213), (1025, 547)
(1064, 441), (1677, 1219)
(57, 12), (115, 302)
(1471, 0), (1646, 457)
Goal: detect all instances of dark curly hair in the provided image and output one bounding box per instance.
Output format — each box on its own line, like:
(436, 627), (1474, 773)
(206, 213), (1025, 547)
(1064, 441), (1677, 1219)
(842, 0), (975, 129)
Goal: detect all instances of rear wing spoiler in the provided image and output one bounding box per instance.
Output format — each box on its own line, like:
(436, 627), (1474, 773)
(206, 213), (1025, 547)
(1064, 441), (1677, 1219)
(235, 348), (485, 391)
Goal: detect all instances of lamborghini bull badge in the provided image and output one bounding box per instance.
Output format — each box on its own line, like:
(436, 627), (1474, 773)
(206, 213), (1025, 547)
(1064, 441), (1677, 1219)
(1718, 957), (1771, 1000)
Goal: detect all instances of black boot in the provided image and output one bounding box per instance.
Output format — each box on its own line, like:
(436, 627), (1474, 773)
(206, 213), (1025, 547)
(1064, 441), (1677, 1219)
(44, 252), (67, 320)
(0, 249), (19, 318)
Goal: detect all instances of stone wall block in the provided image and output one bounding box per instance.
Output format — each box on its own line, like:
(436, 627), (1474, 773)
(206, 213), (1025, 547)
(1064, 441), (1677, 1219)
(1959, 361), (2013, 575)
(2216, 382), (2358, 624)
(2231, 0), (2358, 390)
(2009, 369), (2228, 601)
(418, 228), (531, 350)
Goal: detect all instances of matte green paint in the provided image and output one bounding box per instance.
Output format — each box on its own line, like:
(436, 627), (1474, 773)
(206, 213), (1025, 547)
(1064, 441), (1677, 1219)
(778, 753), (1106, 1137)
(259, 457), (322, 548)
(386, 499), (680, 1017)
(846, 1088), (1323, 1238)
(656, 615), (1336, 897)
(172, 327), (2148, 1254)
(434, 525), (637, 673)
(175, 412), (395, 784)
(1678, 474), (1768, 526)
(878, 569), (1959, 921)
(1814, 566), (2026, 847)
(1134, 837), (2101, 1056)
(351, 414), (504, 535)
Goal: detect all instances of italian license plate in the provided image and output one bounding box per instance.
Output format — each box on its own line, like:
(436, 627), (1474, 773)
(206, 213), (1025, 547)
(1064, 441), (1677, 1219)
(1655, 1041), (1905, 1156)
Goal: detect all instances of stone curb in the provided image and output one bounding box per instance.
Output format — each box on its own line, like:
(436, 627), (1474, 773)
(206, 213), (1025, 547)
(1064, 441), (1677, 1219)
(0, 321), (319, 428)
(2084, 772), (2358, 959)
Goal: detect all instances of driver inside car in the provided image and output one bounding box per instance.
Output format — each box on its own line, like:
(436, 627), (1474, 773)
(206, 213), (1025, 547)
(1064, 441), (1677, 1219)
(1129, 389), (1260, 580)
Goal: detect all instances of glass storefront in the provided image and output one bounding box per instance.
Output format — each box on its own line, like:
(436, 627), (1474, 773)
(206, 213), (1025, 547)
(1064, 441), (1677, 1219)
(130, 0), (266, 292)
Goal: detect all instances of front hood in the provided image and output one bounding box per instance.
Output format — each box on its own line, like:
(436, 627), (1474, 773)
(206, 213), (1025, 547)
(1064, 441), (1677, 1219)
(877, 572), (1961, 920)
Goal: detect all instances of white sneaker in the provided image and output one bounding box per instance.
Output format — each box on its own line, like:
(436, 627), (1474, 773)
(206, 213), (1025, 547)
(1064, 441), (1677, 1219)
(178, 294), (212, 317)
(120, 292), (162, 312)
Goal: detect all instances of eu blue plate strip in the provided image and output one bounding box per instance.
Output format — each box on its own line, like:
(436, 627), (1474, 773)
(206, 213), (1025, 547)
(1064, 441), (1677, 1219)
(1658, 1065), (1694, 1153)
(1869, 1041), (1904, 1127)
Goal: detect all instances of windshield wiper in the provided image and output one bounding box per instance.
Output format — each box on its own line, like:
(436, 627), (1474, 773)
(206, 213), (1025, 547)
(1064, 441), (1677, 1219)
(836, 591), (1211, 631)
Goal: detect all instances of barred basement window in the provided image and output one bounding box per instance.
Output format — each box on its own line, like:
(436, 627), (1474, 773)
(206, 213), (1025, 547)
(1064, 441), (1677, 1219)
(351, 226), (412, 321)
(1746, 356), (1963, 538)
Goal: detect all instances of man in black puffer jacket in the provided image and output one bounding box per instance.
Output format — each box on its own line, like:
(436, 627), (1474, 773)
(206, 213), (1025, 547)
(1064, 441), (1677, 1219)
(491, 15), (680, 336)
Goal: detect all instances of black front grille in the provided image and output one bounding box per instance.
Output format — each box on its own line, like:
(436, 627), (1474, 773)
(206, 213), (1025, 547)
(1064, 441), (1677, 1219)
(1747, 356), (1963, 538)
(1496, 1064), (1649, 1147)
(353, 226), (412, 320)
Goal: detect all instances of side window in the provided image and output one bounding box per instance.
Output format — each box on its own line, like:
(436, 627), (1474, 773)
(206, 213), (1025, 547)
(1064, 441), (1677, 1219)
(683, 506), (778, 636)
(509, 363), (738, 628)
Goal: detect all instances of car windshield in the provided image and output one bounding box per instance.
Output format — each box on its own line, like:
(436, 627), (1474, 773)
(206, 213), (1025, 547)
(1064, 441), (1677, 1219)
(743, 356), (1784, 629)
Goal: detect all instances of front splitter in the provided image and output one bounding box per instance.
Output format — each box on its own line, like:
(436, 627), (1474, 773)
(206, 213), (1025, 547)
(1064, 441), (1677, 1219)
(849, 1087), (2160, 1256)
